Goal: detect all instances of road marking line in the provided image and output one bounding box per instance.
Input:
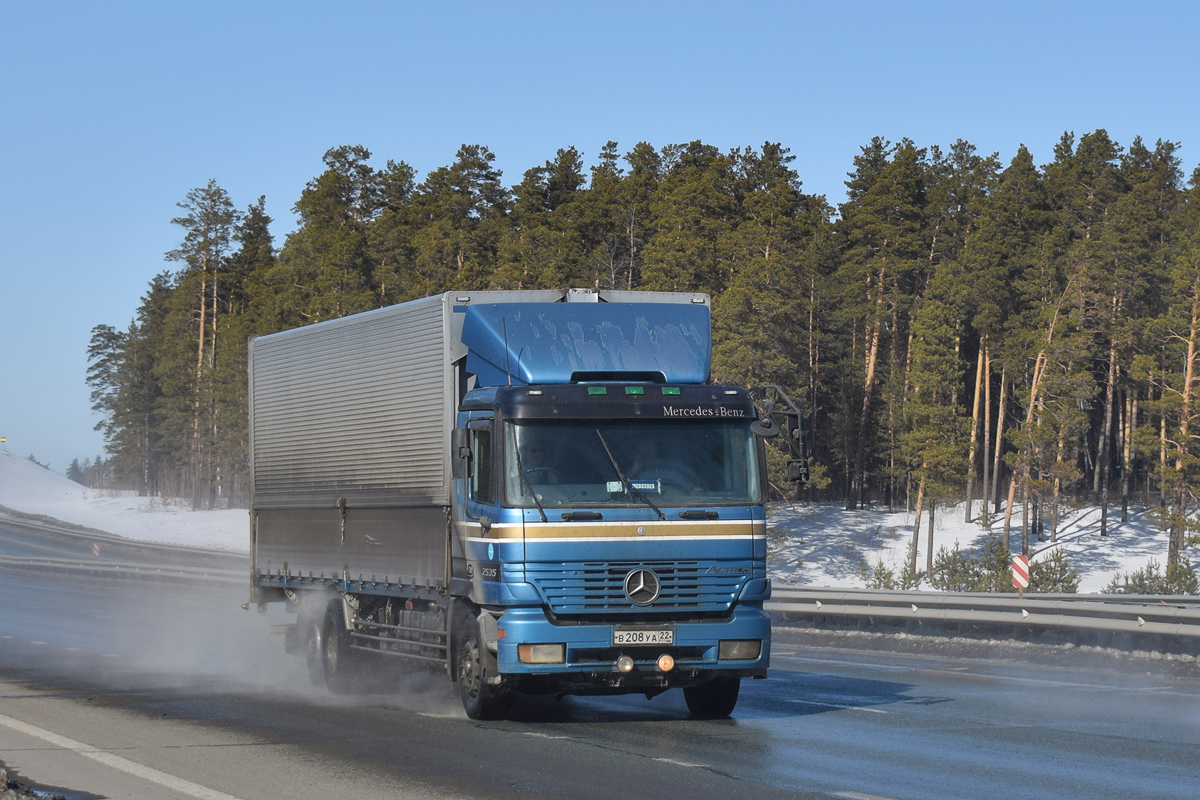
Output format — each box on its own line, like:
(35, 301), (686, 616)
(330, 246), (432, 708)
(522, 732), (569, 739)
(653, 757), (709, 767)
(835, 792), (900, 800)
(779, 697), (887, 714)
(0, 712), (243, 800)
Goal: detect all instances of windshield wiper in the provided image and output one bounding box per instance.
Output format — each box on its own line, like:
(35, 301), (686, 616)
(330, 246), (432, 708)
(512, 438), (548, 523)
(594, 429), (666, 521)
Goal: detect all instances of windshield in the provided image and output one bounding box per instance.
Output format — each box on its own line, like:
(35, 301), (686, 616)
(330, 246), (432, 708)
(504, 419), (761, 508)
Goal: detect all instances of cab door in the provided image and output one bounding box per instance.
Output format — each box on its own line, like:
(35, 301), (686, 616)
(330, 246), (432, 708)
(463, 419), (508, 586)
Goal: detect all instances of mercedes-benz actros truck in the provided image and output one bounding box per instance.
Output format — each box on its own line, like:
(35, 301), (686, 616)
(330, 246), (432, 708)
(248, 287), (806, 718)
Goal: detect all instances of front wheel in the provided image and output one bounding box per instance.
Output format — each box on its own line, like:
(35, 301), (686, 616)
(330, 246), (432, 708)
(683, 676), (740, 718)
(455, 612), (512, 720)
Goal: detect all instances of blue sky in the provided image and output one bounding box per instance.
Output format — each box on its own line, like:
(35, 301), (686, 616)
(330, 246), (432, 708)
(2, 0), (1198, 472)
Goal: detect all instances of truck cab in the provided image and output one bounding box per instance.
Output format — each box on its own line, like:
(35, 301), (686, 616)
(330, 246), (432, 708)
(450, 382), (770, 717)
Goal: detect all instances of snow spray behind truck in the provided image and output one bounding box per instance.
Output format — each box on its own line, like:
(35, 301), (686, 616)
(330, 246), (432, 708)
(248, 288), (808, 718)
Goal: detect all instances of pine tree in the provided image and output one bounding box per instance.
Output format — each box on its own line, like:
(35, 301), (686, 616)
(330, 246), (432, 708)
(902, 275), (970, 573)
(409, 144), (510, 293)
(281, 145), (380, 321)
(641, 141), (737, 294)
(164, 180), (239, 507)
(368, 159), (419, 304)
(494, 147), (587, 289)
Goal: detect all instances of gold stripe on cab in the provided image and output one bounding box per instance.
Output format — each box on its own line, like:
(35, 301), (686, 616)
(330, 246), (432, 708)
(521, 519), (764, 540)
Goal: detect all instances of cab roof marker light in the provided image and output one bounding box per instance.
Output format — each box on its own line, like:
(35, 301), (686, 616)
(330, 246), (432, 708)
(625, 386), (644, 395)
(528, 389), (544, 396)
(588, 386), (608, 396)
(724, 390), (739, 395)
(662, 387), (681, 396)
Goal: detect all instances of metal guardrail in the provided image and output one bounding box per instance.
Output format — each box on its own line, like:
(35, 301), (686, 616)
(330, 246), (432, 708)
(0, 555), (246, 586)
(767, 586), (1200, 641)
(0, 507), (247, 586)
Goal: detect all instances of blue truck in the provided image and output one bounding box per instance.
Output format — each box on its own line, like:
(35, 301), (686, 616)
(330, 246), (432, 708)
(248, 288), (807, 718)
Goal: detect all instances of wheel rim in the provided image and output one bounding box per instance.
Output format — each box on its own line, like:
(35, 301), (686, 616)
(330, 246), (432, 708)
(323, 620), (339, 676)
(460, 637), (482, 701)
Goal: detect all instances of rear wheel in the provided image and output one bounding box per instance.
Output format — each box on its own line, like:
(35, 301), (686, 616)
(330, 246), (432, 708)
(303, 612), (326, 687)
(319, 599), (364, 694)
(455, 612), (512, 720)
(683, 676), (740, 718)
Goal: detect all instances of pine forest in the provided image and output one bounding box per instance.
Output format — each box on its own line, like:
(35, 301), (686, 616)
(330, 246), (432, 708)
(87, 133), (1200, 570)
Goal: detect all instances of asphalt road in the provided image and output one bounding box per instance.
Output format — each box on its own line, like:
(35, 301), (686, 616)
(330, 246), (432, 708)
(1, 519), (1198, 799)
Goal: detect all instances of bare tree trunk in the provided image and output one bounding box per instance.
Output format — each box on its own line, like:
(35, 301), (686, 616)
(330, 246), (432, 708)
(192, 255), (208, 509)
(982, 345), (992, 520)
(926, 500), (936, 575)
(1169, 290), (1200, 566)
(965, 343), (985, 522)
(1003, 348), (1048, 550)
(1052, 475), (1061, 543)
(1122, 390), (1135, 522)
(911, 474), (926, 574)
(850, 274), (885, 510)
(1020, 481), (1030, 556)
(1098, 345), (1118, 535)
(1049, 424), (1067, 542)
(1002, 474), (1017, 551)
(808, 275), (817, 434)
(890, 327), (914, 513)
(991, 362), (1008, 515)
(1161, 404), (1169, 509)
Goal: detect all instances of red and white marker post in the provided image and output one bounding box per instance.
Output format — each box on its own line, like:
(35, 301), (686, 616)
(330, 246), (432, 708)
(1012, 554), (1030, 599)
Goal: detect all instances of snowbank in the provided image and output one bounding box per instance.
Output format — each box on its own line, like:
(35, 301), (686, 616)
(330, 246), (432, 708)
(0, 449), (247, 551)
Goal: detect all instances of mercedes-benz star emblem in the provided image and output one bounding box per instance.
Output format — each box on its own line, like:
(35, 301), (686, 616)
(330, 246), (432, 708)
(624, 568), (661, 605)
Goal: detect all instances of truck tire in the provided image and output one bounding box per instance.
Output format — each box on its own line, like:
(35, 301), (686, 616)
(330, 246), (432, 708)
(304, 612), (327, 687)
(683, 676), (740, 718)
(455, 612), (512, 720)
(319, 599), (362, 694)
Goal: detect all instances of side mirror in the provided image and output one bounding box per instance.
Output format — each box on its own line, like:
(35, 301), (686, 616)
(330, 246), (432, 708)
(451, 428), (470, 479)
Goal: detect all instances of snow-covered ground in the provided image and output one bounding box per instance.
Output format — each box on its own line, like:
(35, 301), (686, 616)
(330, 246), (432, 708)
(0, 448), (1172, 591)
(0, 449), (247, 551)
(768, 498), (1171, 593)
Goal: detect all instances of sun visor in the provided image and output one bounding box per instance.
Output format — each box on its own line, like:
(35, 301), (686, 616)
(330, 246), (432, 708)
(460, 302), (711, 386)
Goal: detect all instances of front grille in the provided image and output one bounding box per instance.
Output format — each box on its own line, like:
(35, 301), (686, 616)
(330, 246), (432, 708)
(526, 560), (746, 614)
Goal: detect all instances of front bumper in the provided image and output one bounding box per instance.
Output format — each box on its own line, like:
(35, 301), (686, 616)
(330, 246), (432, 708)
(494, 604), (770, 693)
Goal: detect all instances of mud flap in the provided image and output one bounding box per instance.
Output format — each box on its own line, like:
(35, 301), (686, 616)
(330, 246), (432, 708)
(476, 609), (502, 684)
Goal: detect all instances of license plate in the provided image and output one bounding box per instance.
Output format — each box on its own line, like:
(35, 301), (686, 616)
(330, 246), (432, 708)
(612, 628), (674, 646)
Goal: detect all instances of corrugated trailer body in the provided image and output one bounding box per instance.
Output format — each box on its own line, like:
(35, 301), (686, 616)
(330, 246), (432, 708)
(250, 291), (562, 588)
(250, 294), (450, 587)
(249, 288), (808, 719)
